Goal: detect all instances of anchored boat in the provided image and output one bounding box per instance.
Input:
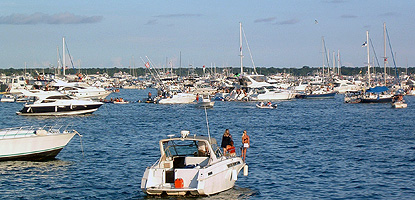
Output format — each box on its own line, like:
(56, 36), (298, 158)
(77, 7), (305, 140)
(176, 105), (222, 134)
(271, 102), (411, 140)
(0, 125), (78, 161)
(141, 130), (247, 196)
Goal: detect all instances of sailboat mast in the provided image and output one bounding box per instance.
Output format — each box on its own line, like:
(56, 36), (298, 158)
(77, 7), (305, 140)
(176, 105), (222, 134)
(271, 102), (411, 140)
(63, 37), (66, 76)
(383, 22), (387, 86)
(239, 22), (243, 75)
(366, 31), (370, 87)
(321, 37), (325, 78)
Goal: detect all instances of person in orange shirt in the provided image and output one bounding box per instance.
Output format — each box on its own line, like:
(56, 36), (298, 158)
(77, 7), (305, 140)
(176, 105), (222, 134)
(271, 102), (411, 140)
(241, 130), (250, 162)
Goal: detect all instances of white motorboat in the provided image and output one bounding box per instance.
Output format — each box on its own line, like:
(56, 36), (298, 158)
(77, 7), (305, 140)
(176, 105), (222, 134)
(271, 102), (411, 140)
(158, 91), (196, 104)
(0, 125), (78, 161)
(141, 131), (247, 196)
(392, 101), (407, 108)
(1, 94), (15, 102)
(52, 80), (112, 100)
(196, 96), (214, 108)
(256, 102), (277, 109)
(250, 86), (293, 101)
(16, 90), (103, 116)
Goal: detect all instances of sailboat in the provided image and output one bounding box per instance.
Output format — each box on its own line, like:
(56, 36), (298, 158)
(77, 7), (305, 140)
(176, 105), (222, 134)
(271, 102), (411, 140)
(359, 30), (393, 103)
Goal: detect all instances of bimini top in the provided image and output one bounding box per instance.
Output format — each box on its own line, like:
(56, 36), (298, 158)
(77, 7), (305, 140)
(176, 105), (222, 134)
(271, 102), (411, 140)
(366, 86), (388, 93)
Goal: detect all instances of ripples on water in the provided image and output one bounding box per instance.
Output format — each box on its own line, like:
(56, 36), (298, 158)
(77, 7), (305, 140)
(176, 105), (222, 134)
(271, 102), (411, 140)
(1, 89), (415, 199)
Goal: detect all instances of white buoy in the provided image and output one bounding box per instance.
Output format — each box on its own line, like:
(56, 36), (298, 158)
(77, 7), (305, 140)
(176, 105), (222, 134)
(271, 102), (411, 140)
(243, 165), (248, 176)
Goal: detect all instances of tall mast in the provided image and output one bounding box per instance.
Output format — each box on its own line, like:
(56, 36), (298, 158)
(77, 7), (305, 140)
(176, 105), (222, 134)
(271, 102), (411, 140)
(321, 37), (325, 78)
(239, 22), (243, 75)
(337, 50), (341, 76)
(332, 51), (336, 75)
(63, 36), (66, 76)
(366, 31), (370, 87)
(383, 22), (387, 86)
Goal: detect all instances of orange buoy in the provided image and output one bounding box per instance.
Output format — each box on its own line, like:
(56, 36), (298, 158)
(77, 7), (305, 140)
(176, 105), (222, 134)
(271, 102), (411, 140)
(174, 178), (184, 188)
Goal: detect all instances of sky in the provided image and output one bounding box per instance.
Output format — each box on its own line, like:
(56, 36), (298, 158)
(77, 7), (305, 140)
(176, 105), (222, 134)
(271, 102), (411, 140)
(0, 0), (414, 69)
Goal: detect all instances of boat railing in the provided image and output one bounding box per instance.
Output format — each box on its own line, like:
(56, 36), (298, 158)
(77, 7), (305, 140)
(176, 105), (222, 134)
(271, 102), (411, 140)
(0, 124), (74, 139)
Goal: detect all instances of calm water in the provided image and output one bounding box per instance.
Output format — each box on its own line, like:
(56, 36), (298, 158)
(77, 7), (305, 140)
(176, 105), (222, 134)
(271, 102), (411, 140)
(1, 89), (415, 199)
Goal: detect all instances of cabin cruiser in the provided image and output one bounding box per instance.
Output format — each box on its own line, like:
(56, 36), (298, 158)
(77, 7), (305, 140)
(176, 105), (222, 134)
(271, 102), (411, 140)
(141, 131), (247, 196)
(16, 90), (103, 116)
(51, 80), (112, 100)
(157, 87), (196, 104)
(250, 86), (293, 101)
(0, 125), (78, 161)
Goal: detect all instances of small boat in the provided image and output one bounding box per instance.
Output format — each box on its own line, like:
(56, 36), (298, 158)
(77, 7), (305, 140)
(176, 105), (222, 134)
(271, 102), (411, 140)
(0, 125), (78, 161)
(1, 94), (15, 103)
(256, 102), (277, 109)
(113, 100), (129, 104)
(196, 96), (215, 108)
(391, 93), (407, 108)
(344, 90), (362, 104)
(141, 130), (247, 196)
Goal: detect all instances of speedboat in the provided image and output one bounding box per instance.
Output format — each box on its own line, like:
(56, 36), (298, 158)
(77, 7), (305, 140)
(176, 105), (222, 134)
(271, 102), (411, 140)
(141, 130), (247, 196)
(196, 97), (215, 108)
(391, 93), (407, 108)
(16, 90), (103, 116)
(1, 94), (15, 102)
(0, 125), (78, 161)
(256, 102), (277, 109)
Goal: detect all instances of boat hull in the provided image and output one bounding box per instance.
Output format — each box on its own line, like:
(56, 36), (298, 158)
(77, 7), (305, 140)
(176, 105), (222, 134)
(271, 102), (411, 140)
(360, 97), (393, 103)
(0, 132), (75, 161)
(142, 157), (245, 196)
(296, 92), (336, 99)
(16, 103), (102, 116)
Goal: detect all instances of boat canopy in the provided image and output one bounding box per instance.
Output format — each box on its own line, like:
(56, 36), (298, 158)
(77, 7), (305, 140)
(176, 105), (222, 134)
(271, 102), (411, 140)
(366, 86), (388, 93)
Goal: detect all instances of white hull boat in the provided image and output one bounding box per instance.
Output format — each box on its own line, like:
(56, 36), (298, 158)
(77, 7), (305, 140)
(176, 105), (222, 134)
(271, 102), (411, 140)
(392, 101), (407, 108)
(0, 126), (77, 161)
(1, 94), (15, 102)
(158, 93), (196, 104)
(141, 131), (247, 196)
(196, 98), (214, 108)
(16, 90), (103, 116)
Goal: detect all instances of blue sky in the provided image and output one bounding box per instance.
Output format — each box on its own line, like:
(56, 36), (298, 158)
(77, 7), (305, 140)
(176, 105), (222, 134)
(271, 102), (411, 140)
(0, 0), (413, 69)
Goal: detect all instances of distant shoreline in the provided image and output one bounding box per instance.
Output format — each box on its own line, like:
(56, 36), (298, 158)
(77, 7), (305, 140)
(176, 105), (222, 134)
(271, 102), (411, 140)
(0, 66), (413, 77)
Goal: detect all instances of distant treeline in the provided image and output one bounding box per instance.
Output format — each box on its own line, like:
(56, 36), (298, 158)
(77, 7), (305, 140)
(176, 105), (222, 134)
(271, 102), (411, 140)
(0, 66), (413, 77)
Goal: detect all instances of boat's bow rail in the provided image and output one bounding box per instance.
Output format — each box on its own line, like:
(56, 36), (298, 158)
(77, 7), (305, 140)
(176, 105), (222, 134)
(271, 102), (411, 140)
(0, 125), (78, 139)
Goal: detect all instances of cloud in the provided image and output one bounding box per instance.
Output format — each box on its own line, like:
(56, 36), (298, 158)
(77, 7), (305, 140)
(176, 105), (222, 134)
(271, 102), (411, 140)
(379, 12), (399, 17)
(341, 14), (358, 18)
(275, 18), (299, 25)
(145, 19), (158, 25)
(153, 14), (202, 18)
(0, 12), (103, 25)
(254, 17), (276, 23)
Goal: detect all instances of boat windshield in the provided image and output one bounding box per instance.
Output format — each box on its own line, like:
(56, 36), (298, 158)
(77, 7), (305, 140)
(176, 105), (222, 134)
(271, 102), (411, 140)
(163, 140), (202, 157)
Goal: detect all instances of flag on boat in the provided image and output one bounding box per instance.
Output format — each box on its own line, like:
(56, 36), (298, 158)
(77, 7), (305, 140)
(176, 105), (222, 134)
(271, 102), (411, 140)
(361, 41), (367, 47)
(145, 62), (150, 68)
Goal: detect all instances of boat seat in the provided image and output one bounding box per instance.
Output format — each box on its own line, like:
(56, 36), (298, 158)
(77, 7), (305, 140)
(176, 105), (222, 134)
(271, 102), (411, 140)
(185, 157), (209, 167)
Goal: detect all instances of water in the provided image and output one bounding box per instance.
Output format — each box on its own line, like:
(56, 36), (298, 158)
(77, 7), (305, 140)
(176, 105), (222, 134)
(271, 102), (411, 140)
(1, 89), (415, 199)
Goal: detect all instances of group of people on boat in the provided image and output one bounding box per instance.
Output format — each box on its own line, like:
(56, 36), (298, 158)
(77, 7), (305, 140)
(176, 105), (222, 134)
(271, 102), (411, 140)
(221, 129), (250, 162)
